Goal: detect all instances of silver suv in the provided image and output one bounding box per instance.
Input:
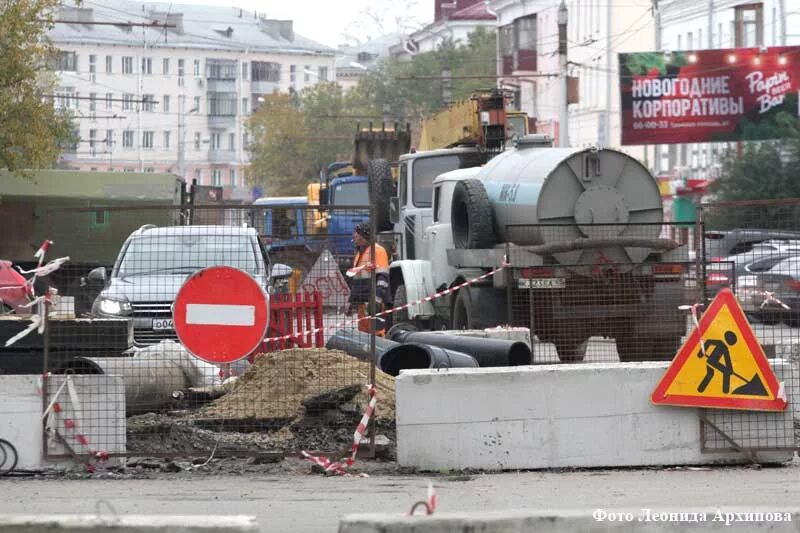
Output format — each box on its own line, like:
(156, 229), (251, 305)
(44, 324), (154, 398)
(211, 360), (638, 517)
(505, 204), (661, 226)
(88, 225), (291, 346)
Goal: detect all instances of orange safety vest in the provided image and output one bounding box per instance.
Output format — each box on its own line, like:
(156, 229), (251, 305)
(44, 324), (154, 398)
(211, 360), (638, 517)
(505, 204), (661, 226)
(351, 244), (389, 279)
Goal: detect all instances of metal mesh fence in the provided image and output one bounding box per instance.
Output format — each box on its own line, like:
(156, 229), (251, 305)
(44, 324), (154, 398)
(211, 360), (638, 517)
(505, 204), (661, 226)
(506, 222), (696, 363)
(699, 200), (800, 452)
(0, 204), (394, 462)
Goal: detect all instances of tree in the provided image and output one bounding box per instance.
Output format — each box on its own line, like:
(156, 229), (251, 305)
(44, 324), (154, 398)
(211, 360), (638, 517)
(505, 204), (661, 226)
(245, 94), (310, 195)
(707, 137), (800, 230)
(0, 0), (75, 174)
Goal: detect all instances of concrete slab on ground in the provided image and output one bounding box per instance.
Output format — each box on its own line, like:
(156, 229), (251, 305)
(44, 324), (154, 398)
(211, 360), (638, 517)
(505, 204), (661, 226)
(0, 514), (258, 532)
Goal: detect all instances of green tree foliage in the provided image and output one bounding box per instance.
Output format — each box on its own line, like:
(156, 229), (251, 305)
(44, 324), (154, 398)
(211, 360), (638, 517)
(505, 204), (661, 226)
(1, 0), (75, 174)
(707, 136), (800, 230)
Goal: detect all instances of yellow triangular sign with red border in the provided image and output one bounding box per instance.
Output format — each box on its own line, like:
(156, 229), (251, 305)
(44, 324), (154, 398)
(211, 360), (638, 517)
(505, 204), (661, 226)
(651, 288), (787, 411)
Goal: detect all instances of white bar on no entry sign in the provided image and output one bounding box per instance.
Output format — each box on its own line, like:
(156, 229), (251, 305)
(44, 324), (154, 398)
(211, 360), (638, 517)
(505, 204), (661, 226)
(185, 304), (256, 326)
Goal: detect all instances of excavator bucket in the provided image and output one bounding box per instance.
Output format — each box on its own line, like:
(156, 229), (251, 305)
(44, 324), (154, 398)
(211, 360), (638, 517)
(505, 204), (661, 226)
(353, 122), (411, 172)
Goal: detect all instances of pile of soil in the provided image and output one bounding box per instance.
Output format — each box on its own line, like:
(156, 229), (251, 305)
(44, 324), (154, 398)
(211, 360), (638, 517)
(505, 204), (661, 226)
(199, 348), (396, 421)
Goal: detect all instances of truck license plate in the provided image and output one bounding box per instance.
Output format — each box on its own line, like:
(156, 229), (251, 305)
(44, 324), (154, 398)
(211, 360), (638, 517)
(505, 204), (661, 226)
(152, 318), (174, 330)
(518, 278), (566, 289)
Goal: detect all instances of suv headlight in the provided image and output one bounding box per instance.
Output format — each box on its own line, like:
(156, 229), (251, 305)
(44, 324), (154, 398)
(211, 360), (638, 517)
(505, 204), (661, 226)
(95, 296), (133, 316)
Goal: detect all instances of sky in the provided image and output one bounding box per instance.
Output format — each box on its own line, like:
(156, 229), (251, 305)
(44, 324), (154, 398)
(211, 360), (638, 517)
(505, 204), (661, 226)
(169, 0), (433, 48)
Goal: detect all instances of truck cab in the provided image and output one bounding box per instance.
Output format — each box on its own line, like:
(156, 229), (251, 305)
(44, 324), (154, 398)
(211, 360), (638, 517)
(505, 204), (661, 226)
(326, 174), (370, 256)
(253, 196), (309, 252)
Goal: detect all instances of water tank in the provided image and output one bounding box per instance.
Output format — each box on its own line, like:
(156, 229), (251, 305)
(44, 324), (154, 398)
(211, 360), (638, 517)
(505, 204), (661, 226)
(476, 144), (663, 267)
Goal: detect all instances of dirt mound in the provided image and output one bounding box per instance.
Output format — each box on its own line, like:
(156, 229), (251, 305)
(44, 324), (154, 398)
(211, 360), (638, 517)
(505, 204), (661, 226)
(199, 348), (395, 421)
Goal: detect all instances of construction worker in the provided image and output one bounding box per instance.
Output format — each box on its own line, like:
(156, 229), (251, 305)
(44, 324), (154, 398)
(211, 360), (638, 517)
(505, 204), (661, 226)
(344, 222), (391, 336)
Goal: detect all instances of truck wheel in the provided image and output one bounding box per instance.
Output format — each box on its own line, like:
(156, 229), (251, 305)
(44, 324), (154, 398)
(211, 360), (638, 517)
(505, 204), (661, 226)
(554, 337), (588, 363)
(368, 159), (394, 232)
(451, 179), (495, 249)
(452, 287), (473, 330)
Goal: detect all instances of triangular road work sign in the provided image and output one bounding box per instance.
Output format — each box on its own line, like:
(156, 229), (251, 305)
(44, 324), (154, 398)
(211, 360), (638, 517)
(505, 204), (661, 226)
(651, 288), (787, 411)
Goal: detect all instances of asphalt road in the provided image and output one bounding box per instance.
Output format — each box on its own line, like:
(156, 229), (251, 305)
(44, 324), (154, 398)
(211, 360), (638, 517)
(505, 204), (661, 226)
(1, 463), (798, 532)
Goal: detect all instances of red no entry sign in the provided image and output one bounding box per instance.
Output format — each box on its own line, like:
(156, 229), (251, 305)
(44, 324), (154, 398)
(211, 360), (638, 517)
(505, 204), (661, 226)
(173, 266), (268, 364)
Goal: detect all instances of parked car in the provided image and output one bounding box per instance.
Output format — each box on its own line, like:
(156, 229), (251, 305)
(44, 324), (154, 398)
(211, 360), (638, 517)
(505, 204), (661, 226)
(704, 229), (800, 260)
(737, 255), (800, 326)
(705, 241), (800, 296)
(89, 225), (292, 346)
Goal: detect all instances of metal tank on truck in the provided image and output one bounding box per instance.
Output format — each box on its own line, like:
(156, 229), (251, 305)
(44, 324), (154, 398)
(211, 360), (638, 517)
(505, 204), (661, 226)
(388, 135), (689, 363)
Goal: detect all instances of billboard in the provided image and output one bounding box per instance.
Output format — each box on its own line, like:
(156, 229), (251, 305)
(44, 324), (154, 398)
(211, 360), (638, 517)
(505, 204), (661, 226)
(619, 47), (800, 145)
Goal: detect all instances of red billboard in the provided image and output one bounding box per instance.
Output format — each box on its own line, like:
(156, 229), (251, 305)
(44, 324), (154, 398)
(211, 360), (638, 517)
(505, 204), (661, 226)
(619, 47), (800, 145)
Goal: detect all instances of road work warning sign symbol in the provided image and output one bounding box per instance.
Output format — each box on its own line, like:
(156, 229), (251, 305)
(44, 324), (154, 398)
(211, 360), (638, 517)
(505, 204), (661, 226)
(651, 288), (787, 411)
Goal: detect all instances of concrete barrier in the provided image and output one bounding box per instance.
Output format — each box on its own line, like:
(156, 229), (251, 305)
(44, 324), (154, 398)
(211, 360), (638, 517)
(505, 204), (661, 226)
(0, 514), (258, 532)
(396, 362), (796, 471)
(0, 375), (126, 470)
(339, 509), (800, 533)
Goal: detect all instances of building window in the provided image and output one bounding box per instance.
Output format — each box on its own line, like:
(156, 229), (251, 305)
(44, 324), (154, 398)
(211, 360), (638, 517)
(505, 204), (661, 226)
(163, 131), (171, 149)
(318, 66), (328, 81)
(105, 55), (113, 73)
(105, 92), (113, 110)
(178, 58), (185, 86)
(162, 94), (170, 113)
(122, 56), (133, 74)
(290, 64), (296, 84)
(242, 61), (249, 80)
(121, 93), (134, 111)
(304, 65), (311, 82)
(193, 59), (201, 77)
(89, 93), (97, 112)
(252, 61), (280, 82)
(195, 168), (202, 183)
(123, 167), (135, 172)
(212, 168), (222, 186)
(194, 132), (201, 150)
(54, 87), (78, 110)
(88, 55), (96, 81)
(228, 132), (235, 151)
(142, 131), (155, 149)
(89, 129), (97, 156)
(210, 132), (221, 150)
(193, 96), (201, 112)
(90, 167), (98, 172)
(55, 51), (77, 71)
(207, 93), (237, 116)
(163, 58), (170, 75)
(687, 31), (693, 49)
(513, 14), (537, 71)
(142, 94), (155, 112)
(735, 3), (763, 47)
(205, 59), (237, 80)
(229, 168), (237, 186)
(123, 130), (135, 148)
(106, 129), (114, 148)
(242, 97), (249, 114)
(144, 168), (155, 173)
(243, 133), (249, 150)
(142, 57), (152, 75)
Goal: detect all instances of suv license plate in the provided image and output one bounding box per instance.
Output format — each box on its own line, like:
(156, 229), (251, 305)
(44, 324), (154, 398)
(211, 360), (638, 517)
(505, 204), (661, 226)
(152, 318), (175, 330)
(518, 278), (566, 289)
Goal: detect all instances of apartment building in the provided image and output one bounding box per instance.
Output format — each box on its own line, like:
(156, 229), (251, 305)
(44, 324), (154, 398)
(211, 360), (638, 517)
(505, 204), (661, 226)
(50, 1), (335, 199)
(651, 0), (800, 178)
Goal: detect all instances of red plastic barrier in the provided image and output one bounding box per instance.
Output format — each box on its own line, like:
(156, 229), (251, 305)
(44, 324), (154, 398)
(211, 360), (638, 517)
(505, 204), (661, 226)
(256, 291), (324, 355)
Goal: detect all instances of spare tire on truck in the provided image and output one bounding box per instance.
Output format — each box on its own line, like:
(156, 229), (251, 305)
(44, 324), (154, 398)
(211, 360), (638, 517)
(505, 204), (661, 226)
(451, 179), (495, 249)
(368, 159), (394, 232)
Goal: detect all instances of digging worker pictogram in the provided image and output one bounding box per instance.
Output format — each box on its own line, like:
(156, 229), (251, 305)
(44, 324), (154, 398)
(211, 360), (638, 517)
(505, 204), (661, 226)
(344, 223), (391, 336)
(696, 330), (768, 396)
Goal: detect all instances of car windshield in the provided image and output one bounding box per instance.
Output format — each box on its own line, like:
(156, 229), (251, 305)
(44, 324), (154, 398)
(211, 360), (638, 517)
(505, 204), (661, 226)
(117, 234), (260, 277)
(332, 182), (369, 206)
(412, 155), (462, 207)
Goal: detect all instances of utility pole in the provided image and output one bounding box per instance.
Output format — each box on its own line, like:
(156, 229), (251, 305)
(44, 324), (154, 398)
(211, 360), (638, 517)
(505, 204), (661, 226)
(558, 0), (569, 147)
(178, 95), (185, 180)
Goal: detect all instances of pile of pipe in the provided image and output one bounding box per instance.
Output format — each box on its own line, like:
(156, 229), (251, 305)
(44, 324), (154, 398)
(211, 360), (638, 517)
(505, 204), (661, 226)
(326, 329), (532, 377)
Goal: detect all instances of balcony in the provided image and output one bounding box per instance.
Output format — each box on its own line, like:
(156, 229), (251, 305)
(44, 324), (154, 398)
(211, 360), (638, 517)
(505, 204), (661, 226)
(207, 115), (236, 128)
(206, 78), (236, 92)
(251, 81), (280, 95)
(207, 150), (237, 163)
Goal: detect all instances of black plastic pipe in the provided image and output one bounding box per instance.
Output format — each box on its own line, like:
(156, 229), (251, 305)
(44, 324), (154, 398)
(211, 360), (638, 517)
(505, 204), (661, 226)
(378, 342), (479, 377)
(326, 329), (400, 364)
(388, 330), (532, 367)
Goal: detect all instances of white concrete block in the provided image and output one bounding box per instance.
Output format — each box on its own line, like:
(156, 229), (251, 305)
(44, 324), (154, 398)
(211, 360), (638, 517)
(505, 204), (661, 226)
(0, 375), (126, 471)
(483, 326), (532, 347)
(396, 362), (795, 471)
(0, 514), (258, 532)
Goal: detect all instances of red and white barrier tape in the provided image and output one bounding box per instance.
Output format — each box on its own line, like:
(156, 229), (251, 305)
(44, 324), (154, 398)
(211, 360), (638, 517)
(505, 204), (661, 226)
(760, 291), (791, 311)
(679, 303), (706, 356)
(407, 482), (437, 515)
(39, 374), (110, 472)
(263, 262), (508, 345)
(301, 384), (376, 477)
